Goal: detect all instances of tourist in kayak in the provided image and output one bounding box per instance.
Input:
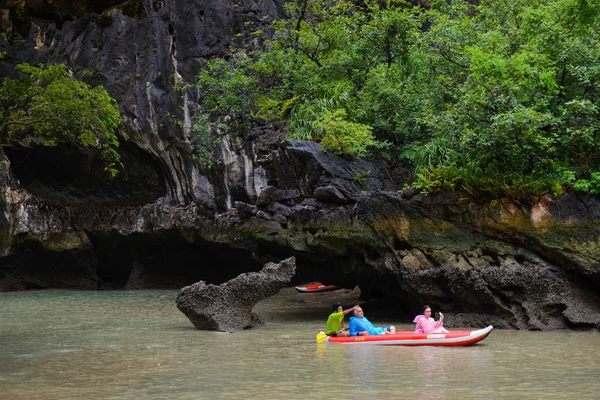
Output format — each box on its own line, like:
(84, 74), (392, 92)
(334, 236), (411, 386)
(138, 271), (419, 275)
(349, 306), (396, 336)
(325, 302), (357, 337)
(413, 305), (449, 334)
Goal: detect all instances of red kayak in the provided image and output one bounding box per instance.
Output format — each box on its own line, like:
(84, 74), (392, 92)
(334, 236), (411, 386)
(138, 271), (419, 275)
(316, 326), (493, 346)
(295, 282), (341, 293)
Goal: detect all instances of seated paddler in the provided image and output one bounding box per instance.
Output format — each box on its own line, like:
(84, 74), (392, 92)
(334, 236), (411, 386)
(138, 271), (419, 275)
(349, 306), (396, 336)
(325, 302), (357, 337)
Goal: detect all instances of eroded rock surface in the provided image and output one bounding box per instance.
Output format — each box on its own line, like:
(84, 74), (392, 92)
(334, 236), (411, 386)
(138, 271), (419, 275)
(0, 1), (599, 332)
(176, 257), (296, 331)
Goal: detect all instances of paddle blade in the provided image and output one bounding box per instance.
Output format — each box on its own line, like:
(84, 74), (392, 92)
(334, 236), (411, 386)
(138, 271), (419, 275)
(316, 331), (328, 344)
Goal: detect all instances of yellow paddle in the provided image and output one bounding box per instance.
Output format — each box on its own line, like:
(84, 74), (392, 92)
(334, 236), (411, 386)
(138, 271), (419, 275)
(316, 331), (328, 344)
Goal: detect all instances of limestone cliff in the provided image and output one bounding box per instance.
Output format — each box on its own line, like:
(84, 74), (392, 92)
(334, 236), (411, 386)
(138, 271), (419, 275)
(1, 0), (599, 331)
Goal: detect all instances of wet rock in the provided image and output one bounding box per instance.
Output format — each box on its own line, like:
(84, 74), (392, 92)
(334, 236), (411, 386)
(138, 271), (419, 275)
(175, 257), (296, 332)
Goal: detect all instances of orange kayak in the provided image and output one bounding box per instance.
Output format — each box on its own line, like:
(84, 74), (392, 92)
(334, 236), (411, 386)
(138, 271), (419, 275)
(295, 282), (341, 293)
(318, 326), (493, 346)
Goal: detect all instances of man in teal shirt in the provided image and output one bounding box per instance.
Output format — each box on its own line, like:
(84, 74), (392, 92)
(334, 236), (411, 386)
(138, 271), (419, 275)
(349, 306), (396, 336)
(325, 302), (357, 337)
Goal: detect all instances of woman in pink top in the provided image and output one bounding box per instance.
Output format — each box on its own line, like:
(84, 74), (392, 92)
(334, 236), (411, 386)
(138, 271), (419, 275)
(413, 305), (449, 334)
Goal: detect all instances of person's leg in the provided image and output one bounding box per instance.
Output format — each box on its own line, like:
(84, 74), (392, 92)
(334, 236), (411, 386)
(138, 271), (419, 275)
(370, 327), (386, 335)
(337, 331), (350, 337)
(383, 326), (396, 334)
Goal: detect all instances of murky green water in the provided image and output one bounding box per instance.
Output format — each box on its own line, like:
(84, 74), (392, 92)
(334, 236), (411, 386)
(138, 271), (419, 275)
(1, 289), (599, 399)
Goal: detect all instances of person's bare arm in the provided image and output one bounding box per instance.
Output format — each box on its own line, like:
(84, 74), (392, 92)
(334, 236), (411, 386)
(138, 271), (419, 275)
(342, 306), (357, 316)
(435, 312), (444, 328)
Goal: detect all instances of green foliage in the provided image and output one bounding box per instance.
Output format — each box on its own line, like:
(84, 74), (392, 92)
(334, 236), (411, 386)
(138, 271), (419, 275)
(184, 0), (399, 159)
(317, 109), (377, 157)
(79, 69), (94, 80)
(573, 172), (600, 194)
(193, 54), (257, 120)
(402, 0), (600, 198)
(354, 170), (371, 184)
(403, 164), (458, 195)
(0, 32), (6, 60)
(255, 95), (300, 121)
(183, 0), (600, 197)
(178, 52), (259, 166)
(0, 63), (123, 176)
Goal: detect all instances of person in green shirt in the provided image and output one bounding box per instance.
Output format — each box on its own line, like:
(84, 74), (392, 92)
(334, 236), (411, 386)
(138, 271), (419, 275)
(325, 302), (357, 337)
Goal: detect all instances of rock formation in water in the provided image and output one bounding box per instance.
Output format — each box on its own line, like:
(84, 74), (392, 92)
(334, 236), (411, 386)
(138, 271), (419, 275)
(0, 1), (599, 332)
(176, 257), (296, 331)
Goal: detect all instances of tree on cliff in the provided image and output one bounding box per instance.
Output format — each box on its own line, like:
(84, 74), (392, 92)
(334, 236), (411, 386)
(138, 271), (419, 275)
(403, 0), (600, 198)
(0, 63), (123, 176)
(186, 0), (600, 198)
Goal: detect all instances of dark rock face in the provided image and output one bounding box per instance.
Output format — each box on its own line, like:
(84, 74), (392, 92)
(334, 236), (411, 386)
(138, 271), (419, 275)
(0, 0), (599, 332)
(176, 257), (296, 331)
(5, 143), (166, 205)
(1, 0), (285, 205)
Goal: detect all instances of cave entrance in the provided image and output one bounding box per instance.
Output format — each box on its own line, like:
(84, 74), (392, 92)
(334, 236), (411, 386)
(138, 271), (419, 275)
(92, 232), (264, 289)
(4, 143), (166, 206)
(0, 233), (264, 291)
(0, 240), (99, 291)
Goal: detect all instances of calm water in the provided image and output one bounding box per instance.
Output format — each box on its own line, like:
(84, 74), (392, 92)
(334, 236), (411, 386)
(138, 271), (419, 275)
(1, 289), (599, 400)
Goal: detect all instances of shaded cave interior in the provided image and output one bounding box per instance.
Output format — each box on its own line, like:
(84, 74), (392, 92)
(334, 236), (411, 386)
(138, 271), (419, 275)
(0, 232), (266, 290)
(0, 231), (390, 320)
(0, 228), (408, 315)
(4, 143), (167, 205)
(0, 229), (526, 324)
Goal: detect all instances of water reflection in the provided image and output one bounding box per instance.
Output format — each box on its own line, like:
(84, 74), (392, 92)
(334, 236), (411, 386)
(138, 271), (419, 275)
(411, 346), (496, 398)
(347, 346), (382, 385)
